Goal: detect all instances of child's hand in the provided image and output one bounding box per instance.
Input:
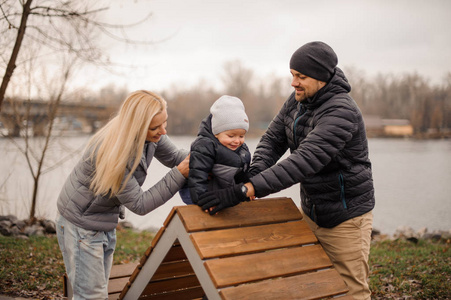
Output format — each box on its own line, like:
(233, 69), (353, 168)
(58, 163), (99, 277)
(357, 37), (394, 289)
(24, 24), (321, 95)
(205, 206), (217, 214)
(198, 184), (246, 215)
(234, 171), (250, 184)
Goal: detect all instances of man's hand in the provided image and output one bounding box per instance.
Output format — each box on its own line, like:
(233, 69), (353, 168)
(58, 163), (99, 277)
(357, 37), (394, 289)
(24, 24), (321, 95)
(197, 183), (247, 215)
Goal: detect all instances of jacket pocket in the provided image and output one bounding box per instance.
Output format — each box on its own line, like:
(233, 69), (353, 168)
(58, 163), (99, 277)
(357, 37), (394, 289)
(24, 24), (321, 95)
(77, 226), (102, 241)
(339, 172), (347, 209)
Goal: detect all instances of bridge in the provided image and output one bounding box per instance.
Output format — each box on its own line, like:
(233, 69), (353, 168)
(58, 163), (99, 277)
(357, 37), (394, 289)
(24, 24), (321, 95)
(0, 99), (118, 137)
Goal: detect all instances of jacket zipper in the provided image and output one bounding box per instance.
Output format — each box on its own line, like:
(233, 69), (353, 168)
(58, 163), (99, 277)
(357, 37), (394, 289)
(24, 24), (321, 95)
(339, 172), (347, 209)
(293, 104), (305, 145)
(310, 204), (317, 222)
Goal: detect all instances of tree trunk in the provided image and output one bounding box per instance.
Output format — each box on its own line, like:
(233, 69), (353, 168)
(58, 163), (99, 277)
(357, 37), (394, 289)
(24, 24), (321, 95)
(27, 68), (68, 221)
(0, 0), (33, 111)
(28, 173), (40, 224)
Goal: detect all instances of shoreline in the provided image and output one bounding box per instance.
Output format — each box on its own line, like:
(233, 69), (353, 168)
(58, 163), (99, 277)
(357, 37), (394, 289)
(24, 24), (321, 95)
(1, 215), (450, 243)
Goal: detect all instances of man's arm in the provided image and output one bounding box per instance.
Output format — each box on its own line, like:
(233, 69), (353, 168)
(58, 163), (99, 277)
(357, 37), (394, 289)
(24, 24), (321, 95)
(249, 99), (358, 198)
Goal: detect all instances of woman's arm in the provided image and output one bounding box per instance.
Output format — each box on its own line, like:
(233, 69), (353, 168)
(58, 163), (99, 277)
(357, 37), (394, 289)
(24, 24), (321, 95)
(154, 135), (189, 167)
(116, 135), (190, 215)
(117, 165), (186, 215)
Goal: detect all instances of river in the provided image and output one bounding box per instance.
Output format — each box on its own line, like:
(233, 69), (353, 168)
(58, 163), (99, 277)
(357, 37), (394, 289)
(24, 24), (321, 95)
(0, 136), (450, 236)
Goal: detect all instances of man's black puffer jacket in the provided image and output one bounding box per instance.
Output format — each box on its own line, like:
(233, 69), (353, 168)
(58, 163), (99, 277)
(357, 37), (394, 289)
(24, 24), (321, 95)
(249, 68), (375, 228)
(188, 115), (251, 204)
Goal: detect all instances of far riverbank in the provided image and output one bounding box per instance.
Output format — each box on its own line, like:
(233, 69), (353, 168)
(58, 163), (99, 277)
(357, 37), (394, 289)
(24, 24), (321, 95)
(1, 137), (450, 236)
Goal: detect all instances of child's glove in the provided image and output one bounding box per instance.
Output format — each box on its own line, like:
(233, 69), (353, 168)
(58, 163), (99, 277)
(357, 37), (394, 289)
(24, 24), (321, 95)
(197, 183), (247, 215)
(234, 171), (250, 184)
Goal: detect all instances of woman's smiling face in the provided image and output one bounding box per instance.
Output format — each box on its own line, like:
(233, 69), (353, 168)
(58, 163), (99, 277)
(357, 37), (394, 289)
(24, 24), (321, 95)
(146, 109), (168, 142)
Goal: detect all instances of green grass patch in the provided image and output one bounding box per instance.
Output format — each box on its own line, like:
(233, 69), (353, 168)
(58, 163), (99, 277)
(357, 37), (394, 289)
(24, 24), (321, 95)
(0, 235), (66, 298)
(369, 239), (451, 299)
(114, 228), (155, 264)
(0, 230), (449, 299)
(0, 228), (154, 299)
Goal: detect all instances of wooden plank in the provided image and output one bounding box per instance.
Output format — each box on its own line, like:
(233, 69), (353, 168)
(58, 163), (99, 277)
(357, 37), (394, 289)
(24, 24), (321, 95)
(141, 275), (200, 295)
(151, 260), (195, 281)
(170, 214), (223, 300)
(150, 226), (166, 249)
(140, 242), (186, 266)
(118, 282), (131, 300)
(139, 226), (166, 266)
(62, 273), (69, 297)
(219, 269), (349, 300)
(205, 244), (332, 288)
(139, 286), (204, 300)
(177, 197), (302, 232)
(190, 220), (317, 259)
(140, 250), (151, 266)
(129, 264), (143, 285)
(110, 263), (140, 279)
(121, 217), (192, 300)
(162, 206), (178, 228)
(332, 296), (355, 300)
(108, 292), (120, 300)
(162, 244), (187, 262)
(109, 277), (130, 294)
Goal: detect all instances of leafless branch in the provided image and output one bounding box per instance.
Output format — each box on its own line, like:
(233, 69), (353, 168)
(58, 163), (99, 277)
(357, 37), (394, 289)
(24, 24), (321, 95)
(0, 2), (14, 27)
(29, 5), (108, 18)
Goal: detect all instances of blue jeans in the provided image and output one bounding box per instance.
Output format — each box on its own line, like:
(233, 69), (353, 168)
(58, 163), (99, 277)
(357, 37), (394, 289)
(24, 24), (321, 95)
(56, 213), (116, 300)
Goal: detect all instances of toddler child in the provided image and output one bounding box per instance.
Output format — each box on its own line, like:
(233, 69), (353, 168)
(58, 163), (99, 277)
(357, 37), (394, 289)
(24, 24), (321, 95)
(180, 95), (251, 205)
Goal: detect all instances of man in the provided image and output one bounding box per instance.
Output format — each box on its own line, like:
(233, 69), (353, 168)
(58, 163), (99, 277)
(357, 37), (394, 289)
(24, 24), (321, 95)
(198, 41), (375, 299)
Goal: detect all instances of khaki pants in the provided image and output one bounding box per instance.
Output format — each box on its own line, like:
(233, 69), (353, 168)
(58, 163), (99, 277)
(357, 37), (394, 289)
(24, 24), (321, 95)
(301, 209), (373, 300)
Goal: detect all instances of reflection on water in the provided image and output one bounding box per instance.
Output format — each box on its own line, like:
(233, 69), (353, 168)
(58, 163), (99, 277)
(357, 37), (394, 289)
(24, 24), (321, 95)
(0, 136), (450, 236)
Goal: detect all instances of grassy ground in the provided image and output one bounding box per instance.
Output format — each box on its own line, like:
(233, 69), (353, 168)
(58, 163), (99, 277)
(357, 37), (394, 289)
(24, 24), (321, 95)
(369, 238), (451, 299)
(0, 229), (450, 299)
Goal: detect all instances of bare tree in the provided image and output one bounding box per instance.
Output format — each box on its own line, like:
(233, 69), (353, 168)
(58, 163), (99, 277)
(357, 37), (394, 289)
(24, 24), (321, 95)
(0, 0), (152, 110)
(0, 0), (33, 110)
(29, 61), (72, 222)
(221, 60), (255, 99)
(165, 79), (219, 136)
(161, 67), (451, 138)
(3, 51), (81, 222)
(0, 0), (154, 222)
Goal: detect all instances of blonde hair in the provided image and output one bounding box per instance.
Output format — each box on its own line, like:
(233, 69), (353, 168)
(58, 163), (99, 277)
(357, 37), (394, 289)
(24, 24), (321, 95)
(87, 90), (167, 197)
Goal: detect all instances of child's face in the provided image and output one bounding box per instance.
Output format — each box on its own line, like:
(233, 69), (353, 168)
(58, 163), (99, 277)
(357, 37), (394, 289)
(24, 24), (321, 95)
(215, 129), (246, 151)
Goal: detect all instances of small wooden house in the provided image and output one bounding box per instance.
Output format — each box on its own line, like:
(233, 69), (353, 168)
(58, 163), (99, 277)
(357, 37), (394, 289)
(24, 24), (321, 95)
(64, 197), (351, 300)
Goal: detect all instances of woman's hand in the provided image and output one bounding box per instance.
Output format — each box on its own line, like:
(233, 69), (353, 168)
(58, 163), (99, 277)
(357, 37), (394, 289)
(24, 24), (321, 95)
(177, 154), (190, 178)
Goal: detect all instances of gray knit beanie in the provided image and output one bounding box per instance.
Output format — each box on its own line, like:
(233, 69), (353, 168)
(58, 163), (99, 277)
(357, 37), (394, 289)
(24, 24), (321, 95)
(289, 41), (338, 82)
(210, 95), (249, 135)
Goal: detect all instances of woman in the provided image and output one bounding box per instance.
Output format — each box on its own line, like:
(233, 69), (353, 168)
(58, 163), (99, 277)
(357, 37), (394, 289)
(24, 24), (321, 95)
(56, 90), (189, 299)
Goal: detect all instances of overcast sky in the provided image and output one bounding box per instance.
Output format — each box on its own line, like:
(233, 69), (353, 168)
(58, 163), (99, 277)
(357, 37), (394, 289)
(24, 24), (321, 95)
(82, 0), (451, 92)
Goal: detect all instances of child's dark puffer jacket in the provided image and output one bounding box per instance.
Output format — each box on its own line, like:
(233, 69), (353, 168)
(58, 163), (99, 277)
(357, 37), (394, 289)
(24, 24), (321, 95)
(188, 115), (251, 204)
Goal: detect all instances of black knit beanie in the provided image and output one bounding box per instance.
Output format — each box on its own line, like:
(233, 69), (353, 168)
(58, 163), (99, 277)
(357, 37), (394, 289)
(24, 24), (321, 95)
(289, 41), (338, 82)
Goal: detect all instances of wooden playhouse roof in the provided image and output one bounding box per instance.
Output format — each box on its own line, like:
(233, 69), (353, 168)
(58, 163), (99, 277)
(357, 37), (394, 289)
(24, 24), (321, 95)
(112, 197), (351, 300)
